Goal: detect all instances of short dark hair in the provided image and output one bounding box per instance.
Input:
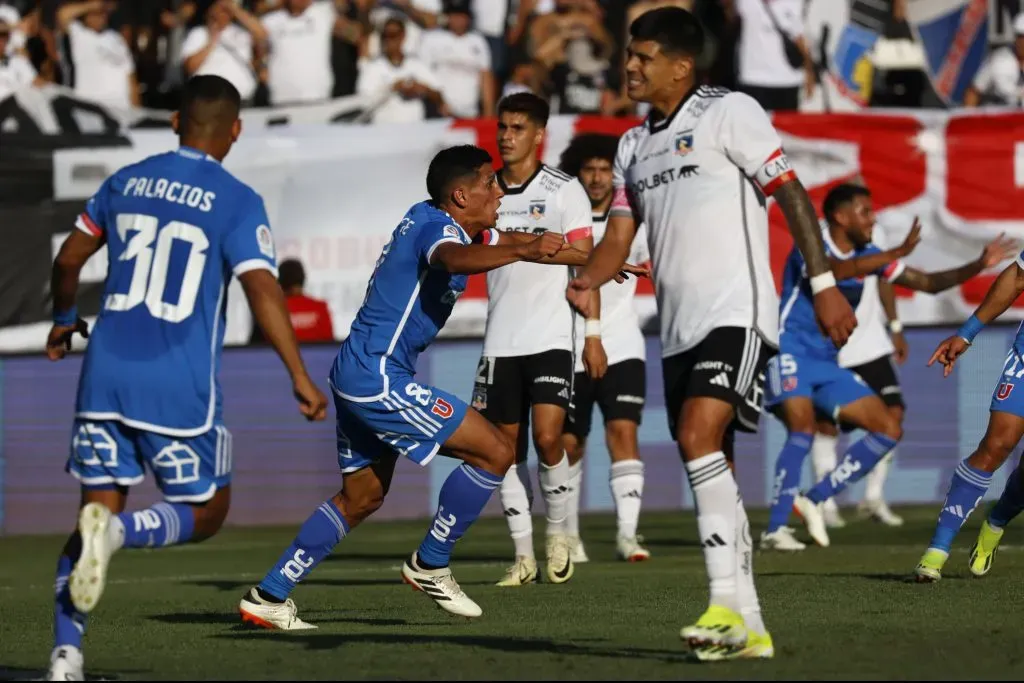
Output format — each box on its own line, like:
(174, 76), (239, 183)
(426, 145), (493, 204)
(823, 183), (871, 223)
(629, 7), (704, 58)
(559, 133), (619, 179)
(278, 259), (306, 290)
(178, 75), (241, 138)
(497, 91), (550, 127)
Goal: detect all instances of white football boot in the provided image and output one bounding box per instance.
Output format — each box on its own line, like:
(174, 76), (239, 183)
(545, 535), (575, 584)
(239, 588), (317, 630)
(793, 495), (830, 547)
(47, 646), (84, 681)
(616, 534), (652, 561)
(69, 502), (119, 614)
(496, 555), (539, 586)
(759, 526), (807, 551)
(401, 553), (482, 618)
(570, 536), (589, 564)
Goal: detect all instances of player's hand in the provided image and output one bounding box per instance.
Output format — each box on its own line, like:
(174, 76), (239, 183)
(979, 232), (1018, 268)
(891, 332), (909, 365)
(813, 286), (857, 348)
(895, 217), (922, 258)
(524, 231), (565, 260)
(567, 274), (597, 318)
(45, 318), (89, 361)
(582, 337), (607, 380)
(612, 261), (651, 284)
(928, 335), (970, 378)
(293, 375), (328, 421)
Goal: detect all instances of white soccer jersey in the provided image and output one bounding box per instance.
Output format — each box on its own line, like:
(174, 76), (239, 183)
(573, 215), (649, 372)
(838, 225), (895, 368)
(482, 164), (593, 357)
(611, 86), (796, 357)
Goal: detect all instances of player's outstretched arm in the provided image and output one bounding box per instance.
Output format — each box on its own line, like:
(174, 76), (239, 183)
(239, 269), (328, 421)
(894, 233), (1017, 294)
(46, 229), (104, 360)
(431, 231), (564, 274)
(831, 221), (922, 281)
(928, 260), (1024, 377)
(487, 229), (648, 278)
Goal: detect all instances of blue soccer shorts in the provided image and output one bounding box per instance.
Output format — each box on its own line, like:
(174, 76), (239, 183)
(332, 377), (468, 473)
(66, 420), (231, 503)
(991, 347), (1024, 418)
(765, 352), (874, 421)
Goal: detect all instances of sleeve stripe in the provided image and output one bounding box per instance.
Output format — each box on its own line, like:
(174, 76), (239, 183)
(759, 170), (797, 195)
(234, 259), (278, 278)
(425, 237), (462, 265)
(566, 226), (593, 243)
(75, 213), (103, 237)
(480, 229), (500, 246)
(884, 260), (907, 283)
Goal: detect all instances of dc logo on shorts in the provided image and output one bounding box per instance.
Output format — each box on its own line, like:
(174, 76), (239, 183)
(997, 382), (1014, 401)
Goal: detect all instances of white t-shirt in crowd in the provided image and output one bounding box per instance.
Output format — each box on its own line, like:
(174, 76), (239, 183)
(0, 53), (35, 102)
(417, 28), (490, 118)
(67, 21), (135, 109)
(0, 4), (26, 55)
(356, 54), (439, 123)
(971, 47), (1023, 106)
(262, 1), (335, 105)
(471, 0), (508, 38)
(181, 24), (256, 101)
(366, 0), (441, 59)
(735, 0), (804, 89)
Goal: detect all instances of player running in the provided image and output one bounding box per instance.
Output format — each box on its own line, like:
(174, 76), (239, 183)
(761, 183), (1014, 552)
(44, 75), (329, 681)
(566, 7), (858, 661)
(558, 133), (652, 564)
(239, 144), (576, 628)
(915, 245), (1024, 582)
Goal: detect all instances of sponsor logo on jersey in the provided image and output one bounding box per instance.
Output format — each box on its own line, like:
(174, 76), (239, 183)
(679, 165), (699, 178)
(997, 382), (1014, 401)
(674, 131), (694, 155)
(629, 164), (707, 196)
(529, 201), (546, 219)
(694, 360), (734, 373)
(534, 375), (568, 385)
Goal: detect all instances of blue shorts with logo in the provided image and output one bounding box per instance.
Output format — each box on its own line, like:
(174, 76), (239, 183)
(332, 376), (468, 473)
(991, 348), (1024, 417)
(765, 352), (874, 420)
(67, 419), (231, 503)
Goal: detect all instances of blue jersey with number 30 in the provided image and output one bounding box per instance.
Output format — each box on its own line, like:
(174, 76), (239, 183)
(74, 146), (278, 436)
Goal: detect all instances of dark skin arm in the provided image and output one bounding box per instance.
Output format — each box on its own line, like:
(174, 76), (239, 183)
(46, 229), (104, 360)
(893, 233), (1016, 294)
(878, 279), (908, 364)
(431, 231), (565, 275)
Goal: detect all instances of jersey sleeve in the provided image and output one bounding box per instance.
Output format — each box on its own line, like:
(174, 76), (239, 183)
(718, 92), (797, 196)
(862, 243), (906, 282)
(610, 132), (640, 222)
(75, 177), (114, 238)
(223, 193), (279, 277)
(560, 179), (593, 243)
(972, 52), (995, 92)
(417, 220), (470, 266)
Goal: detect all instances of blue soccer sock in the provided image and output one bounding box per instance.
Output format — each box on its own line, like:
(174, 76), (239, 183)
(767, 432), (813, 533)
(928, 460), (992, 552)
(258, 500), (349, 601)
(54, 553), (86, 649)
(113, 502), (196, 549)
(416, 463), (503, 569)
(806, 433), (898, 504)
(989, 466), (1024, 529)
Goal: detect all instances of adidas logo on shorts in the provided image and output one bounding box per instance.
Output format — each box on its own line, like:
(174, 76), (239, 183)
(709, 372), (731, 389)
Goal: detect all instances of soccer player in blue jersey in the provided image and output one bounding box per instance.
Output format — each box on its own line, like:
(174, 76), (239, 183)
(43, 75), (329, 681)
(762, 183), (1014, 551)
(239, 144), (595, 628)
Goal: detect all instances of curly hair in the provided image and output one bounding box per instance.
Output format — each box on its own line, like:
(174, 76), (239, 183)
(558, 133), (620, 179)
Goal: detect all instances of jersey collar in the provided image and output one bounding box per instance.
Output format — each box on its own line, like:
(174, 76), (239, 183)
(822, 225), (853, 259)
(592, 208), (610, 223)
(497, 163), (543, 195)
(176, 146), (221, 164)
(647, 85), (698, 133)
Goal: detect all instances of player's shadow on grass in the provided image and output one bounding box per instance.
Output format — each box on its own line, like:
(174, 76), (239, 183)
(321, 552), (509, 563)
(761, 570), (962, 583)
(148, 611), (431, 628)
(187, 577), (409, 592)
(0, 664), (131, 680)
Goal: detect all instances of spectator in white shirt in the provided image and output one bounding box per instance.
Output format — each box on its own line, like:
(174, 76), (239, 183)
(417, 0), (494, 118)
(0, 20), (35, 101)
(181, 0), (267, 104)
(261, 0), (362, 106)
(57, 0), (140, 110)
(732, 0), (813, 111)
(366, 0), (440, 59)
(357, 17), (443, 123)
(964, 12), (1024, 107)
(0, 2), (26, 56)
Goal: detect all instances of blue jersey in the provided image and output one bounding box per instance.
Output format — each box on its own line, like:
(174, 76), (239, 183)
(75, 146), (277, 436)
(779, 228), (904, 361)
(331, 201), (471, 400)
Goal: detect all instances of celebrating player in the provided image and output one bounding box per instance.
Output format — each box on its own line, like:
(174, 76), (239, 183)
(44, 75), (329, 681)
(566, 7), (857, 661)
(239, 145), (576, 628)
(558, 133), (652, 564)
(762, 183), (1014, 552)
(914, 246), (1024, 582)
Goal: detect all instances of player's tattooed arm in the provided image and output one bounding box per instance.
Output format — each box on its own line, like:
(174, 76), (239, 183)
(894, 233), (1018, 294)
(772, 180), (830, 277)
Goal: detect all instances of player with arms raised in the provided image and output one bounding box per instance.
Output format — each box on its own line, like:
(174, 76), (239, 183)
(566, 7), (858, 661)
(240, 145), (571, 627)
(44, 75), (329, 681)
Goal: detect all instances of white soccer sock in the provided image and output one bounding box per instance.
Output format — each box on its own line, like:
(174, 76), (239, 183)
(565, 460), (583, 538)
(811, 433), (839, 482)
(540, 453), (572, 536)
(685, 451), (739, 612)
(734, 492), (766, 634)
(864, 450), (895, 502)
(500, 463), (535, 559)
(610, 459), (644, 538)
(107, 514), (126, 552)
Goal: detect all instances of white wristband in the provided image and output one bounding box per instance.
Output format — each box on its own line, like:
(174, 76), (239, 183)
(809, 271), (837, 295)
(584, 319), (601, 338)
(888, 320), (904, 334)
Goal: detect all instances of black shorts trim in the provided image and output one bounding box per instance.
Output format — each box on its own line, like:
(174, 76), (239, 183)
(472, 349), (573, 425)
(564, 358), (646, 438)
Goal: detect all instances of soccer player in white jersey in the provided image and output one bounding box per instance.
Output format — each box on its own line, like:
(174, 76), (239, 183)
(558, 133), (652, 564)
(475, 92), (595, 588)
(566, 7), (858, 661)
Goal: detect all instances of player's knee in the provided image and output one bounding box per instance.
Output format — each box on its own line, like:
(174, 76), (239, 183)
(532, 429), (563, 460)
(677, 424), (718, 460)
(977, 432), (1017, 470)
(491, 433), (516, 474)
(563, 435), (585, 465)
(339, 487), (386, 525)
(875, 415), (902, 442)
(191, 488), (231, 541)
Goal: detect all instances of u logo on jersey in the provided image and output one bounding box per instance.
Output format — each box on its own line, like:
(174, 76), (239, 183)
(997, 382), (1014, 401)
(431, 397), (454, 419)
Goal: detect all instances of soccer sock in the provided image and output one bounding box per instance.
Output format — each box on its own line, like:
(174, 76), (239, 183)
(500, 463), (535, 559)
(989, 466), (1024, 529)
(54, 553), (86, 649)
(257, 500), (349, 601)
(539, 453), (572, 536)
(733, 493), (765, 634)
(929, 460), (992, 552)
(767, 433), (813, 533)
(685, 451), (739, 612)
(806, 433), (898, 504)
(810, 433), (838, 482)
(864, 451), (895, 503)
(416, 463), (503, 568)
(111, 502), (196, 549)
(565, 460), (583, 539)
(609, 459), (644, 538)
